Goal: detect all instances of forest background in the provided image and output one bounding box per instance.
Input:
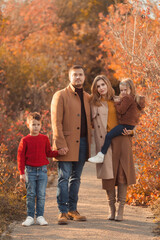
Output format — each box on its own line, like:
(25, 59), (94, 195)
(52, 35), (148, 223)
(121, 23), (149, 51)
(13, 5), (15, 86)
(0, 0), (159, 235)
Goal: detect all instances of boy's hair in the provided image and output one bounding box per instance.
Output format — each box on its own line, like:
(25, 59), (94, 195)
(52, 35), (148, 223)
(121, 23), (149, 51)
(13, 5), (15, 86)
(69, 65), (84, 76)
(27, 112), (41, 124)
(120, 78), (136, 96)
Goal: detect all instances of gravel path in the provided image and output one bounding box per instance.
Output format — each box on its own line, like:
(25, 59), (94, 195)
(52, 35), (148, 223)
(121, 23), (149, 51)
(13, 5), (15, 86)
(6, 162), (158, 240)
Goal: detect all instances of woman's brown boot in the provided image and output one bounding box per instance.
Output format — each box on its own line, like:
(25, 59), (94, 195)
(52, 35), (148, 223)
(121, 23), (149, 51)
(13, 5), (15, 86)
(115, 184), (127, 221)
(106, 188), (116, 220)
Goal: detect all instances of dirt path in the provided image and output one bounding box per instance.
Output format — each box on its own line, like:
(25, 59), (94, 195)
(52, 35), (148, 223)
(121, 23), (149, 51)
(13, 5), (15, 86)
(4, 162), (158, 240)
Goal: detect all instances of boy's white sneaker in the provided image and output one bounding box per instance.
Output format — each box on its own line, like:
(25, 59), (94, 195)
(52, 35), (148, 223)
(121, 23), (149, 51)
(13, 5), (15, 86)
(22, 216), (34, 227)
(88, 152), (104, 163)
(36, 216), (48, 226)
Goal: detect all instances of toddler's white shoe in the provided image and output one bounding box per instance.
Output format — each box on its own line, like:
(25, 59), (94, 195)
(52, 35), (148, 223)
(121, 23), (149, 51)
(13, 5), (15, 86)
(22, 216), (34, 227)
(88, 152), (104, 163)
(36, 216), (48, 226)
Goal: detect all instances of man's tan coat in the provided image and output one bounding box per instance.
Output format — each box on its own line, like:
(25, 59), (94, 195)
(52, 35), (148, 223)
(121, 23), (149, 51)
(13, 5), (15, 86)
(51, 84), (91, 162)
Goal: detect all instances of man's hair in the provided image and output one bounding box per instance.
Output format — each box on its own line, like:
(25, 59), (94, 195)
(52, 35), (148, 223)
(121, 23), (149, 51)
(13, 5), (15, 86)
(69, 65), (84, 76)
(27, 112), (41, 124)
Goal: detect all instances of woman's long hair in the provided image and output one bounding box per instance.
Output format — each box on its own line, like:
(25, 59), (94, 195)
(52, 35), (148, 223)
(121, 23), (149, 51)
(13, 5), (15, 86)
(90, 75), (115, 106)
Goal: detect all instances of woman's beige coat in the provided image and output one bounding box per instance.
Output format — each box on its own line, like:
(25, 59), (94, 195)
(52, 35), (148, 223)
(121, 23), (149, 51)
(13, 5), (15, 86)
(91, 102), (136, 190)
(91, 103), (114, 179)
(51, 83), (91, 162)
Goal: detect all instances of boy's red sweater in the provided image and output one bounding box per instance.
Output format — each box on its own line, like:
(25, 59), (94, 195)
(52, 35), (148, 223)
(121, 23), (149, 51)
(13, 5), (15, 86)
(17, 134), (58, 175)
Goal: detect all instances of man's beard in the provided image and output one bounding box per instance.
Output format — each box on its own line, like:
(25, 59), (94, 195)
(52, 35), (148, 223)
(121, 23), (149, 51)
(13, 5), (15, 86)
(73, 83), (83, 88)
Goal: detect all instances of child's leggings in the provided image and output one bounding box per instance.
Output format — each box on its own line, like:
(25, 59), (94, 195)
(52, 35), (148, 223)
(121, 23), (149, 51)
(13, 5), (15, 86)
(101, 124), (134, 154)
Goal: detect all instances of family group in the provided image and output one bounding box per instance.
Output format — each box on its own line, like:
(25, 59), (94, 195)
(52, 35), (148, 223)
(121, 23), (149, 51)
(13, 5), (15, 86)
(17, 65), (145, 227)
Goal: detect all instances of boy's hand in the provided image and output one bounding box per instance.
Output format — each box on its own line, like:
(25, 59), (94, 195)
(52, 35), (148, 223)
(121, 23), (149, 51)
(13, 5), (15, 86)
(58, 147), (69, 155)
(20, 174), (26, 182)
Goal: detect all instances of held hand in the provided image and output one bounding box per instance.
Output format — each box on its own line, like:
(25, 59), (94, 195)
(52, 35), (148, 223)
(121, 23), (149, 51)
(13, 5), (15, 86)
(63, 147), (69, 154)
(58, 149), (66, 155)
(122, 128), (133, 136)
(58, 147), (69, 155)
(20, 174), (26, 182)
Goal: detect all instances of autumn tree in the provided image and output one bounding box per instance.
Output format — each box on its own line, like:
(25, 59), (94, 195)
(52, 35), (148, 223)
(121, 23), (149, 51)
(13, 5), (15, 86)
(99, 0), (160, 205)
(54, 0), (125, 91)
(0, 0), (82, 113)
(0, 0), (127, 113)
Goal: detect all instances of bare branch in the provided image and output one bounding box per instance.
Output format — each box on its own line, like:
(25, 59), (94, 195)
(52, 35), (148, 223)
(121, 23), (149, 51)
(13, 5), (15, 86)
(132, 7), (138, 61)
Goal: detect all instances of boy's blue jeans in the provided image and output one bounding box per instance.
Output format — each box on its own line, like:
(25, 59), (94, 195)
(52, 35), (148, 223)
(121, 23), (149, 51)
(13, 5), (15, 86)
(57, 137), (88, 213)
(101, 124), (134, 154)
(25, 165), (48, 218)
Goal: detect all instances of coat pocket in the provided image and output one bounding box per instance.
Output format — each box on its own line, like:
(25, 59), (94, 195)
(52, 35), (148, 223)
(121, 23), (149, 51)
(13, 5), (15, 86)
(63, 130), (71, 136)
(25, 166), (33, 173)
(42, 165), (47, 173)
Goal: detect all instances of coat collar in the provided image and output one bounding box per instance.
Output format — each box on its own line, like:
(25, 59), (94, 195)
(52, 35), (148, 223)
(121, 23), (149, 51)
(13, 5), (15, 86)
(67, 83), (84, 94)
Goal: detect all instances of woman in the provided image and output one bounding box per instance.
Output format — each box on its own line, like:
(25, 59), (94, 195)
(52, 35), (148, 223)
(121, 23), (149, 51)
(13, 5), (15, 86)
(89, 75), (136, 221)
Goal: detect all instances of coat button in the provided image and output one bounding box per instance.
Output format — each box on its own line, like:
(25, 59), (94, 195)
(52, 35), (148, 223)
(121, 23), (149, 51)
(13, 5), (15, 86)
(97, 113), (100, 116)
(76, 140), (79, 143)
(77, 114), (80, 116)
(98, 125), (100, 128)
(100, 136), (103, 138)
(77, 127), (80, 129)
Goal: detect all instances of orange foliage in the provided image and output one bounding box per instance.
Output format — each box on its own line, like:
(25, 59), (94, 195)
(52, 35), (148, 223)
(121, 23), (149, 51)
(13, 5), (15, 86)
(0, 0), (81, 112)
(99, 0), (160, 205)
(0, 143), (19, 193)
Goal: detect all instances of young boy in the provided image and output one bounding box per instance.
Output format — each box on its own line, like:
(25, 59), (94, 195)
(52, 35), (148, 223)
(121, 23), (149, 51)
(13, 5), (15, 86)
(17, 112), (66, 227)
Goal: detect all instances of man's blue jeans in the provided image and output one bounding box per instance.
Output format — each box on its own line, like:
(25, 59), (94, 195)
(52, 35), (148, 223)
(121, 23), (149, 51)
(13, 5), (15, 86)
(101, 124), (134, 154)
(25, 165), (48, 218)
(57, 137), (88, 213)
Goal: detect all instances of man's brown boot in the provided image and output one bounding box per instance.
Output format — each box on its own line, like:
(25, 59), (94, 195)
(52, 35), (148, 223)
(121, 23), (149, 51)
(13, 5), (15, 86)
(58, 213), (69, 225)
(68, 210), (87, 221)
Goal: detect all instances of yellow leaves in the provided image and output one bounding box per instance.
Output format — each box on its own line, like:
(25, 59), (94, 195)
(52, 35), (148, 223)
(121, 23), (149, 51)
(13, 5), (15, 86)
(108, 4), (114, 15)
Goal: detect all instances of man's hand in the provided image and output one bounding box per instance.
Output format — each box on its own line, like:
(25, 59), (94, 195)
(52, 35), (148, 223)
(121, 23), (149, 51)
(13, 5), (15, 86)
(20, 174), (26, 182)
(58, 147), (69, 155)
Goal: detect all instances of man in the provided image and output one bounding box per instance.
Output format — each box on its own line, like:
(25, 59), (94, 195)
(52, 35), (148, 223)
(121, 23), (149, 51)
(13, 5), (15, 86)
(51, 65), (91, 225)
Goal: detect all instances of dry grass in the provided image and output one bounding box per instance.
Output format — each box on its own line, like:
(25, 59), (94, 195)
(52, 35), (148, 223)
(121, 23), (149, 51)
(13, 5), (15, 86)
(0, 193), (26, 236)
